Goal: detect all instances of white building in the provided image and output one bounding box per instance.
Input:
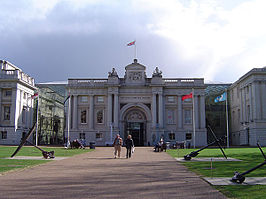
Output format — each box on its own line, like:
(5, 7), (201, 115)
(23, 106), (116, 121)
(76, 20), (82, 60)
(0, 60), (36, 145)
(67, 59), (207, 146)
(229, 67), (266, 146)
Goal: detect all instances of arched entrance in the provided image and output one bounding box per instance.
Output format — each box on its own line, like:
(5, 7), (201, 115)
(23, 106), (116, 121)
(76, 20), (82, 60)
(120, 103), (152, 146)
(124, 109), (146, 146)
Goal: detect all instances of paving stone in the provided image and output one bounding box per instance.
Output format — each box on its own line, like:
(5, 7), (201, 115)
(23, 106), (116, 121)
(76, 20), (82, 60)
(0, 147), (227, 199)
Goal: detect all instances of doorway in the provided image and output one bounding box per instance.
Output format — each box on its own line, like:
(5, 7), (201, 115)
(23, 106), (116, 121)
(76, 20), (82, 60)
(125, 122), (144, 146)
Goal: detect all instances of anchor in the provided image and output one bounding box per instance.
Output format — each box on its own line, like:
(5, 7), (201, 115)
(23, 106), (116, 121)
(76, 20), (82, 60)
(231, 142), (266, 184)
(183, 125), (227, 160)
(11, 123), (55, 159)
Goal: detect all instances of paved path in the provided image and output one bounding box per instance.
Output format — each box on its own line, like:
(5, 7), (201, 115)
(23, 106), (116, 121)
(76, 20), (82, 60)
(0, 147), (227, 199)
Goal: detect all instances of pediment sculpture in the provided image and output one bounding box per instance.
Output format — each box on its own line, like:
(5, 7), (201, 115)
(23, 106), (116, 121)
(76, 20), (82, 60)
(152, 67), (162, 77)
(108, 67), (118, 77)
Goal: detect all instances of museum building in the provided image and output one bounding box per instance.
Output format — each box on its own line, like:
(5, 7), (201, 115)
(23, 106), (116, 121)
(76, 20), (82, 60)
(67, 59), (207, 146)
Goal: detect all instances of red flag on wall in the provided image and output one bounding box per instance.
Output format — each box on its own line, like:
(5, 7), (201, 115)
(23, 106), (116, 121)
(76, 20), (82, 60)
(127, 41), (135, 46)
(31, 93), (38, 99)
(182, 92), (193, 101)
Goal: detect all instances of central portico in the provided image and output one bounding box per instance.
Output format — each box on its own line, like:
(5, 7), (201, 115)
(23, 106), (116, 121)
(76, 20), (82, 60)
(67, 59), (207, 147)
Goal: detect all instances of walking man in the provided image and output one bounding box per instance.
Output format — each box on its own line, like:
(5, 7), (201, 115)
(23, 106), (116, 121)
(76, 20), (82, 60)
(113, 134), (123, 158)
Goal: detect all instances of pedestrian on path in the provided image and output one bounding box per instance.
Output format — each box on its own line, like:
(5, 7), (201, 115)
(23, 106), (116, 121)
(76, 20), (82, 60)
(113, 134), (123, 158)
(125, 135), (134, 158)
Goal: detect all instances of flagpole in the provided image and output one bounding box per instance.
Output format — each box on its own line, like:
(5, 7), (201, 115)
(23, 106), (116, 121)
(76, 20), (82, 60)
(192, 88), (196, 148)
(225, 89), (229, 148)
(134, 40), (137, 59)
(35, 94), (39, 146)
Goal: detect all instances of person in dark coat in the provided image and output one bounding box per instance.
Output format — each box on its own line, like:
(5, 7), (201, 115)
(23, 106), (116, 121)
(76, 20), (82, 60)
(125, 135), (134, 158)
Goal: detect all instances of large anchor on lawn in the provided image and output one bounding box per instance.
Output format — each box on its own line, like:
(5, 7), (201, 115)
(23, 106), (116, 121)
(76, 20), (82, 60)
(231, 142), (266, 184)
(183, 125), (227, 161)
(11, 123), (55, 159)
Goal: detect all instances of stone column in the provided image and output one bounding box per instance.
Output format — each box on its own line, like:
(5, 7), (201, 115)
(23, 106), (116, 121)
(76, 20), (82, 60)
(200, 95), (205, 129)
(240, 88), (243, 123)
(249, 84), (253, 121)
(18, 90), (23, 126)
(194, 95), (199, 129)
(243, 87), (247, 122)
(11, 88), (18, 129)
(114, 93), (119, 128)
(152, 93), (157, 128)
(177, 95), (182, 129)
(159, 93), (163, 128)
(107, 94), (112, 126)
(73, 95), (78, 130)
(89, 95), (94, 129)
(251, 83), (257, 120)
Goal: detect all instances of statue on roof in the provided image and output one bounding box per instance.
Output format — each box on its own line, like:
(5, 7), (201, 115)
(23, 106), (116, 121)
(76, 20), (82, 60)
(152, 67), (162, 77)
(108, 67), (118, 77)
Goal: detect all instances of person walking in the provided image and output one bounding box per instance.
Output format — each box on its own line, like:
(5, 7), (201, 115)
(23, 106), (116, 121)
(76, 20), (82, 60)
(125, 135), (134, 158)
(113, 134), (123, 158)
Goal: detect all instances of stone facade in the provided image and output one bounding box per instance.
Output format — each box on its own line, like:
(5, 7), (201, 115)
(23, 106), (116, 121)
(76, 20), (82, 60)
(67, 59), (207, 147)
(229, 67), (266, 146)
(0, 60), (36, 145)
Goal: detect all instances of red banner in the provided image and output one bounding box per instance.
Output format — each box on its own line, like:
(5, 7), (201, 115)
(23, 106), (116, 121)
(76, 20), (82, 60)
(182, 92), (193, 101)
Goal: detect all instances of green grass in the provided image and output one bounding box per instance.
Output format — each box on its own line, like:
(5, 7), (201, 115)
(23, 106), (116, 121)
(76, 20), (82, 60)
(167, 147), (266, 199)
(0, 146), (92, 173)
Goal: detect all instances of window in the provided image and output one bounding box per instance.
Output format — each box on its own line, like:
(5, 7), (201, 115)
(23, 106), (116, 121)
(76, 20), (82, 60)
(4, 106), (11, 120)
(167, 96), (175, 103)
(186, 133), (192, 140)
(168, 133), (175, 140)
(23, 92), (27, 99)
(81, 96), (88, 103)
(96, 110), (103, 124)
(97, 96), (104, 103)
(81, 110), (87, 124)
(22, 106), (27, 124)
(167, 110), (175, 124)
(1, 131), (7, 139)
(183, 98), (192, 103)
(4, 89), (12, 97)
(80, 133), (85, 139)
(96, 132), (103, 139)
(184, 109), (192, 124)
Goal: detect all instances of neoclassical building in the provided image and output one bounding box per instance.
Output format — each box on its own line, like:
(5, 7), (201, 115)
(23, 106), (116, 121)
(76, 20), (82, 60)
(0, 60), (36, 145)
(67, 59), (207, 146)
(229, 67), (266, 146)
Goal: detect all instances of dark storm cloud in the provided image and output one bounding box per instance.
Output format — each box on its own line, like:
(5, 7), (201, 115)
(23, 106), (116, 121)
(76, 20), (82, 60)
(0, 1), (188, 82)
(2, 0), (265, 83)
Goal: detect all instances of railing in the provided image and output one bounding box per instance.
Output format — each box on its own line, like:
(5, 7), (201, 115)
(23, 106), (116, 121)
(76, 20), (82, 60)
(0, 69), (35, 86)
(68, 79), (108, 86)
(68, 78), (205, 87)
(163, 78), (204, 86)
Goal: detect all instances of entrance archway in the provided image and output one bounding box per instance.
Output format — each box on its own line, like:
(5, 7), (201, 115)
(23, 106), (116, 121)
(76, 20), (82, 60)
(120, 103), (152, 146)
(124, 109), (146, 146)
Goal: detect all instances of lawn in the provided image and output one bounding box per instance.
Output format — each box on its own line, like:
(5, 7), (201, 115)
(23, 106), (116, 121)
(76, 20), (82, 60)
(0, 145), (92, 173)
(167, 147), (266, 199)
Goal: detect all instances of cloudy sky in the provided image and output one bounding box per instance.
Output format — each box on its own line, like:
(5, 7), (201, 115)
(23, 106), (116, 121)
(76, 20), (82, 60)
(1, 0), (266, 83)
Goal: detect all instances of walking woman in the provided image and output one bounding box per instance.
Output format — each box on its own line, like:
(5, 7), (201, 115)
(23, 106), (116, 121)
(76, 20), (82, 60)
(125, 135), (134, 158)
